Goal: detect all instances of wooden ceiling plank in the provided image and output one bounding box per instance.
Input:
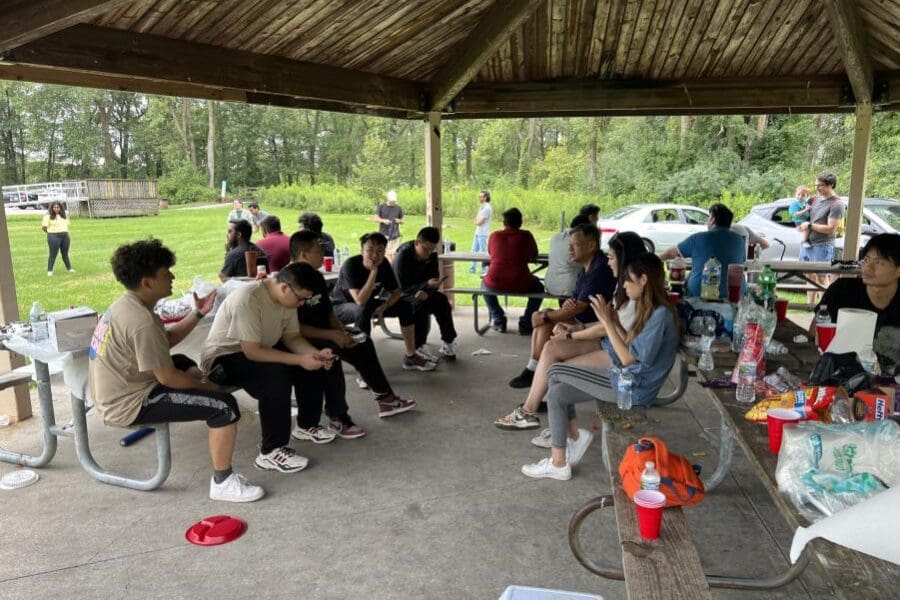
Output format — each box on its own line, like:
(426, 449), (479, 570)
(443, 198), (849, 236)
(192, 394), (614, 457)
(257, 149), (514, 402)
(250, 0), (320, 55)
(669, 0), (720, 78)
(598, 0), (627, 78)
(756, 0), (818, 75)
(549, 0), (566, 79)
(0, 0), (133, 52)
(427, 0), (544, 110)
(647, 0), (687, 79)
(210, 0), (283, 50)
(374, 11), (476, 80)
(573, 0), (599, 77)
(314, 0), (420, 67)
(453, 75), (864, 115)
(697, 0), (751, 77)
(7, 24), (424, 111)
(740, 0), (811, 76)
(164, 1), (223, 41)
(584, 0), (612, 77)
(779, 10), (831, 76)
(681, 0), (738, 77)
(613, 0), (643, 76)
(623, 0), (656, 77)
(823, 0), (874, 103)
(191, 0), (269, 46)
(725, 0), (782, 77)
(535, 1), (550, 80)
(639, 0), (675, 77)
(92, 0), (152, 28)
(130, 0), (183, 34)
(869, 40), (900, 70)
(857, 5), (900, 59)
(227, 1), (298, 51)
(291, 0), (387, 62)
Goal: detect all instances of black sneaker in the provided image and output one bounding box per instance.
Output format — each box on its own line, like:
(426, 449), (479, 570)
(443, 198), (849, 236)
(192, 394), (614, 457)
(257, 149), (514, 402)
(492, 318), (507, 333)
(509, 367), (535, 389)
(518, 324), (533, 336)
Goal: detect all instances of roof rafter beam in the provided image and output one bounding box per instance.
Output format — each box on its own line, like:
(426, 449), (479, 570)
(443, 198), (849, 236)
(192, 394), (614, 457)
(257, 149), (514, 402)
(4, 24), (425, 113)
(427, 0), (545, 111)
(822, 0), (874, 104)
(451, 76), (885, 117)
(0, 0), (132, 53)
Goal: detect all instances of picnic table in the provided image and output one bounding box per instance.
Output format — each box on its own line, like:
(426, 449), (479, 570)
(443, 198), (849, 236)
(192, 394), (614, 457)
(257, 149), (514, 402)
(689, 318), (899, 597)
(748, 260), (860, 293)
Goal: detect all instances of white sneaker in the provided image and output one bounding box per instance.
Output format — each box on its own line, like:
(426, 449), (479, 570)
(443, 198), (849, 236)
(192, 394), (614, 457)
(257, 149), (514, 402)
(416, 345), (440, 362)
(521, 457), (572, 481)
(209, 472), (265, 503)
(67, 268), (75, 273)
(291, 425), (337, 445)
(439, 339), (458, 359)
(355, 375), (369, 389)
(47, 271), (53, 277)
(254, 446), (309, 472)
(566, 428), (594, 467)
(530, 427), (575, 449)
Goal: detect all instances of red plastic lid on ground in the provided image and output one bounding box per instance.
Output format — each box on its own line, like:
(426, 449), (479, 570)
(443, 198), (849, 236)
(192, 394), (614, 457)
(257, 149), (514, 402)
(185, 515), (247, 546)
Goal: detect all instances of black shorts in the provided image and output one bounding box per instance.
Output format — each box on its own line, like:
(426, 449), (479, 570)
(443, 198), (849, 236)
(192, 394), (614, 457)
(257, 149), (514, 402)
(130, 354), (240, 428)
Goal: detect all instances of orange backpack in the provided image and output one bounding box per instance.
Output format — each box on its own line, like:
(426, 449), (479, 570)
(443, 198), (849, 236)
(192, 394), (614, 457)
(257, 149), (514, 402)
(618, 436), (706, 507)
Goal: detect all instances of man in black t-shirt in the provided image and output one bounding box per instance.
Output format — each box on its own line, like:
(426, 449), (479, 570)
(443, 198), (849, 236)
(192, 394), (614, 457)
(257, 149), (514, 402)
(815, 234), (900, 374)
(290, 231), (416, 419)
(392, 226), (458, 361)
(219, 219), (267, 280)
(298, 212), (336, 258)
(331, 232), (436, 372)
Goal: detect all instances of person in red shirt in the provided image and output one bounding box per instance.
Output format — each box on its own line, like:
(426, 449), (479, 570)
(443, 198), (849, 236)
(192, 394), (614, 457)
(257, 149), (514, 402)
(482, 208), (544, 335)
(255, 216), (291, 273)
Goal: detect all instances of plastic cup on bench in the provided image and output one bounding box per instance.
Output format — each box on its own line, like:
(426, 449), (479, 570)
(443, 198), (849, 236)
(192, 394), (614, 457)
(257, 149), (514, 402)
(634, 489), (666, 540)
(766, 408), (802, 454)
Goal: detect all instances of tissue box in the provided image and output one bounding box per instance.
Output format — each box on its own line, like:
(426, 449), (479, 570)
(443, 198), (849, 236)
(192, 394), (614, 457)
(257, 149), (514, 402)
(48, 307), (98, 352)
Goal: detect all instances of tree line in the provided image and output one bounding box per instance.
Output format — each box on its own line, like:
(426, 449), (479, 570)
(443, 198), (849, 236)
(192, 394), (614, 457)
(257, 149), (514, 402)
(1, 81), (898, 215)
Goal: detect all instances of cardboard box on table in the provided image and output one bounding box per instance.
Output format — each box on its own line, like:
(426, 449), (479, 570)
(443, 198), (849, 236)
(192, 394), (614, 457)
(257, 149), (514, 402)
(48, 307), (98, 352)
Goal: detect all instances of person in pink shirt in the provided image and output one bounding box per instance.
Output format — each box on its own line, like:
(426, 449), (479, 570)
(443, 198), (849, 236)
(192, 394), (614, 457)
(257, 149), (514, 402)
(482, 207), (544, 335)
(255, 216), (291, 273)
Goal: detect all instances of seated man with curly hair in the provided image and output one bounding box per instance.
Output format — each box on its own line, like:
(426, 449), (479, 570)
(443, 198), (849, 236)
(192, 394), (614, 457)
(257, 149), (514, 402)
(89, 239), (264, 503)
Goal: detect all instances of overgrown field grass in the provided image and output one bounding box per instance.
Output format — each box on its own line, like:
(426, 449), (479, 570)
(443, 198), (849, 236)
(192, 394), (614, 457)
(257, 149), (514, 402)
(7, 205), (563, 317)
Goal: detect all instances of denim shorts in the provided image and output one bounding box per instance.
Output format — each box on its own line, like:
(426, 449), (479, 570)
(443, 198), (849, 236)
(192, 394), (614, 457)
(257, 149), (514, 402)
(799, 242), (834, 262)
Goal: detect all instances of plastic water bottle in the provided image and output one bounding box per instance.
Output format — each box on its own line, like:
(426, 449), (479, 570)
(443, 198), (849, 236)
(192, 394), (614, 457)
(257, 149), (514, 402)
(29, 301), (48, 342)
(640, 461), (661, 491)
(616, 368), (634, 411)
(700, 257), (722, 300)
(698, 317), (715, 371)
(333, 247), (342, 266)
(342, 246), (350, 261)
(753, 242), (762, 262)
(859, 346), (881, 376)
(815, 304), (830, 326)
(735, 361), (757, 403)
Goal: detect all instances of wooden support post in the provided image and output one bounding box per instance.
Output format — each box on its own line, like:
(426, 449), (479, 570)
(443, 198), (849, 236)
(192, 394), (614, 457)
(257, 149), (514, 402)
(0, 198), (31, 422)
(843, 103), (872, 261)
(425, 111), (442, 236)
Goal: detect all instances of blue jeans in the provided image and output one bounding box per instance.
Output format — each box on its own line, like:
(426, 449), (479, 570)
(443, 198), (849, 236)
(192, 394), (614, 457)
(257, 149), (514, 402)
(469, 234), (488, 273)
(481, 279), (544, 329)
(799, 242), (834, 262)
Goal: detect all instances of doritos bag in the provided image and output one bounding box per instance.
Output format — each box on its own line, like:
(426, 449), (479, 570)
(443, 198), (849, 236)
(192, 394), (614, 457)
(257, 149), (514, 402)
(618, 436), (706, 507)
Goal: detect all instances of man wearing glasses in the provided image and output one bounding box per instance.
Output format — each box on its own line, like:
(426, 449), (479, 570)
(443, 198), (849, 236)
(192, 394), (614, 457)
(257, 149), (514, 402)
(201, 262), (336, 474)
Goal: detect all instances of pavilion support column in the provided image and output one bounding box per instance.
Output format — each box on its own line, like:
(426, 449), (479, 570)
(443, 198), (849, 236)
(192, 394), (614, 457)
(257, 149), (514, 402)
(843, 103), (873, 260)
(0, 200), (31, 422)
(425, 111), (442, 236)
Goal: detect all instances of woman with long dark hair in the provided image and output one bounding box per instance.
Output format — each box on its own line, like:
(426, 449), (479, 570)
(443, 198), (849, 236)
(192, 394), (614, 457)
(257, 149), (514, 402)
(42, 201), (73, 276)
(521, 253), (681, 480)
(493, 231), (647, 432)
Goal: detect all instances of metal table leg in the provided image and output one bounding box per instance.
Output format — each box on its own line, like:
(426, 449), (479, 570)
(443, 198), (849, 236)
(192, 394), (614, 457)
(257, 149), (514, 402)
(0, 360), (58, 467)
(70, 394), (171, 491)
(702, 417), (735, 492)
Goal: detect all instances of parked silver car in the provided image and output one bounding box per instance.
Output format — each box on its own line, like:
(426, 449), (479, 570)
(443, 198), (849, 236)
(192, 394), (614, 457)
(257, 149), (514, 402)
(596, 203), (710, 253)
(737, 197), (900, 261)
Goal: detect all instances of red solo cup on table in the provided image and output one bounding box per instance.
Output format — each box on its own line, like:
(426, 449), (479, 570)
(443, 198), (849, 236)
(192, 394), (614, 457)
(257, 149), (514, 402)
(323, 256), (334, 272)
(667, 291), (681, 305)
(727, 264), (745, 303)
(816, 323), (837, 352)
(774, 298), (789, 322)
(766, 408), (802, 454)
(633, 490), (666, 540)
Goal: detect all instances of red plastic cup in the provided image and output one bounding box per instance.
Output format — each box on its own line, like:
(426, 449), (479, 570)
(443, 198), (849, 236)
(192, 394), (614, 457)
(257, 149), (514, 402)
(766, 408), (802, 454)
(774, 298), (788, 322)
(667, 291), (681, 305)
(323, 256), (334, 272)
(634, 490), (666, 540)
(727, 264), (745, 303)
(816, 323), (836, 352)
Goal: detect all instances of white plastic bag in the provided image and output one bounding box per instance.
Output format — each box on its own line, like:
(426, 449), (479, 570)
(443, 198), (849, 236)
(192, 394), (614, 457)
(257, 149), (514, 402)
(775, 420), (900, 521)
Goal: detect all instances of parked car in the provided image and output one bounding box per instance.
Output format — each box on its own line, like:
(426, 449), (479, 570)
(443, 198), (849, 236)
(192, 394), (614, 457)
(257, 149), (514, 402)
(737, 197), (900, 261)
(596, 203), (710, 253)
(1, 190), (40, 208)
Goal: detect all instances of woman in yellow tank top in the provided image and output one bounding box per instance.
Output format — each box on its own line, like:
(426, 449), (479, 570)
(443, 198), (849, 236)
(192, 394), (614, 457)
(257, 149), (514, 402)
(41, 202), (74, 276)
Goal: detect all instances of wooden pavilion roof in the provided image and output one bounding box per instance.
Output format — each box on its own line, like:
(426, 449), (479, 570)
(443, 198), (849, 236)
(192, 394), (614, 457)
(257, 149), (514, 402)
(0, 0), (898, 118)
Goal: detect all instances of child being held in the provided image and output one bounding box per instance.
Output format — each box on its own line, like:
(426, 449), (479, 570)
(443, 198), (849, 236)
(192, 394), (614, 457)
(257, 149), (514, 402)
(789, 185), (813, 247)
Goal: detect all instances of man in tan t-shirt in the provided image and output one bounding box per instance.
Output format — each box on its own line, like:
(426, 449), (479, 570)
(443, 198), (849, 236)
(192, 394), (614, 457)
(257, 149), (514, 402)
(200, 262), (335, 473)
(89, 239), (264, 503)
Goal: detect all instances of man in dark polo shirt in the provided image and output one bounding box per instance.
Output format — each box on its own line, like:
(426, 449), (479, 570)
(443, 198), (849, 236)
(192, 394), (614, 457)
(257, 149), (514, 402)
(509, 223), (616, 388)
(392, 226), (459, 361)
(331, 232), (436, 372)
(290, 231), (417, 419)
(219, 219), (267, 280)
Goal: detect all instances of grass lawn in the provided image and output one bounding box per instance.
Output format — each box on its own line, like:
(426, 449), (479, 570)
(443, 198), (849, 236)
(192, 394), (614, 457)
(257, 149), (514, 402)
(7, 205), (564, 317)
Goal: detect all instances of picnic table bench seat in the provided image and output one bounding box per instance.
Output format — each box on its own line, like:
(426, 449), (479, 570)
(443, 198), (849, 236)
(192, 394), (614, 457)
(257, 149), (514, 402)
(444, 287), (567, 335)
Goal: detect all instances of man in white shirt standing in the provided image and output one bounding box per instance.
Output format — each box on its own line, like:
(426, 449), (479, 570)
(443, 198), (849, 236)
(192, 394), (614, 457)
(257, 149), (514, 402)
(469, 190), (493, 274)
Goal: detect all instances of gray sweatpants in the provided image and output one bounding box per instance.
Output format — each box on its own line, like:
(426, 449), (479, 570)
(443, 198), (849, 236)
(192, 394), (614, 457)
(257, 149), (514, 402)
(545, 364), (617, 449)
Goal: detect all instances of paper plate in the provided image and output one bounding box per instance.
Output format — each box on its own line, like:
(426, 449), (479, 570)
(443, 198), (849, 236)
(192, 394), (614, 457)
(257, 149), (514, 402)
(0, 469), (40, 490)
